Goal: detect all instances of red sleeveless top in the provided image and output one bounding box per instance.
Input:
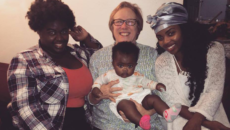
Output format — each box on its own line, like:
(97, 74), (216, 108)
(62, 64), (93, 108)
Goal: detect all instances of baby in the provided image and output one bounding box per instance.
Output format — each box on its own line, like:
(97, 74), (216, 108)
(91, 42), (181, 130)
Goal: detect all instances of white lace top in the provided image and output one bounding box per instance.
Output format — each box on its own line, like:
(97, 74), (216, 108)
(156, 41), (230, 130)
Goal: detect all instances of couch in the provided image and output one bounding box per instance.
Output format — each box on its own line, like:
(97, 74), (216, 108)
(0, 63), (17, 130)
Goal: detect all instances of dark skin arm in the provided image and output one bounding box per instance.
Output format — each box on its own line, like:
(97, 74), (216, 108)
(180, 106), (205, 130)
(180, 106), (230, 130)
(69, 26), (98, 49)
(89, 87), (103, 104)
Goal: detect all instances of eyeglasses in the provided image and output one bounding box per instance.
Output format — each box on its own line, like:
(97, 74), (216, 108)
(113, 19), (137, 26)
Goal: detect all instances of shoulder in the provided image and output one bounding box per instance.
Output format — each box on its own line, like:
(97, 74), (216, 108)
(102, 69), (116, 78)
(136, 43), (156, 52)
(90, 45), (113, 60)
(206, 41), (225, 61)
(21, 45), (40, 54)
(208, 41), (225, 54)
(107, 69), (115, 74)
(155, 51), (173, 70)
(69, 43), (86, 54)
(133, 71), (144, 76)
(94, 44), (113, 54)
(13, 45), (40, 61)
(206, 41), (225, 64)
(8, 45), (41, 72)
(156, 51), (171, 63)
(136, 43), (158, 60)
(69, 43), (80, 49)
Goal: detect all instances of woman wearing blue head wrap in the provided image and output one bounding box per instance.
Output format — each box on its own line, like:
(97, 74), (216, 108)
(146, 2), (230, 130)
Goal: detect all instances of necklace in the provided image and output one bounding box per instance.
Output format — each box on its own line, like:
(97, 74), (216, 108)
(173, 56), (189, 76)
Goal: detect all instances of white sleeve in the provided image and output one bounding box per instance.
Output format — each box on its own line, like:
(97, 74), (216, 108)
(189, 42), (226, 120)
(92, 71), (110, 89)
(88, 71), (110, 105)
(136, 72), (158, 90)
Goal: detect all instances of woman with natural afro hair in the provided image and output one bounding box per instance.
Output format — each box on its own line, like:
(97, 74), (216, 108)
(26, 0), (76, 32)
(7, 0), (102, 130)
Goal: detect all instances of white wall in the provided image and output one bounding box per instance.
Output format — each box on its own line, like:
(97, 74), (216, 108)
(0, 0), (183, 63)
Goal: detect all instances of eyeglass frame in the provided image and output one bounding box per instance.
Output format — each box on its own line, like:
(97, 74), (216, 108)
(112, 19), (138, 26)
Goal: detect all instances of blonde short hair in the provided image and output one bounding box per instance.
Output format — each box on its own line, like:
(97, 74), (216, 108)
(109, 1), (143, 40)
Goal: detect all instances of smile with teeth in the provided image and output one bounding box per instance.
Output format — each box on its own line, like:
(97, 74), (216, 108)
(120, 32), (130, 36)
(55, 43), (63, 49)
(168, 44), (175, 50)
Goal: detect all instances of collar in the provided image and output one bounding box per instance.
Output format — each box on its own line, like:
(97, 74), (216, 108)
(37, 40), (76, 62)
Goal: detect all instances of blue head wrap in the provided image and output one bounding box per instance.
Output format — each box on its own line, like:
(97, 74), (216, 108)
(147, 2), (188, 33)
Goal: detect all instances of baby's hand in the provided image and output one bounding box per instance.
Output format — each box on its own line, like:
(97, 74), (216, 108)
(91, 87), (103, 99)
(156, 83), (166, 92)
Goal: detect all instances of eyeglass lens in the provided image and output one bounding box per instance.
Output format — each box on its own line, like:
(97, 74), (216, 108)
(113, 19), (136, 26)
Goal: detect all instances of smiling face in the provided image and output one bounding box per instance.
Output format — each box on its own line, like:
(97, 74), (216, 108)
(112, 8), (138, 44)
(156, 25), (183, 55)
(112, 52), (137, 78)
(38, 20), (69, 56)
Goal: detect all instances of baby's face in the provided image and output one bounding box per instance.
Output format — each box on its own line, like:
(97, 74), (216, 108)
(112, 53), (137, 78)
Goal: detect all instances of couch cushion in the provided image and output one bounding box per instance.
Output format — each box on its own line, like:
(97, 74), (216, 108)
(0, 62), (10, 104)
(222, 58), (230, 122)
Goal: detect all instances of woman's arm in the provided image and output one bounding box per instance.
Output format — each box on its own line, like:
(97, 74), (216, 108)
(181, 43), (229, 130)
(180, 106), (230, 130)
(7, 56), (55, 130)
(188, 42), (225, 120)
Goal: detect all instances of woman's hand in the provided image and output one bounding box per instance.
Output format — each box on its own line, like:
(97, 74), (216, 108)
(183, 113), (205, 130)
(118, 98), (156, 123)
(89, 80), (121, 104)
(69, 26), (88, 42)
(119, 111), (131, 123)
(204, 121), (230, 130)
(100, 79), (122, 102)
(130, 98), (156, 116)
(183, 119), (201, 130)
(156, 83), (166, 92)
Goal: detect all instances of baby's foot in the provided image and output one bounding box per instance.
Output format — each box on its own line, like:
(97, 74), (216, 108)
(139, 115), (151, 130)
(163, 103), (181, 122)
